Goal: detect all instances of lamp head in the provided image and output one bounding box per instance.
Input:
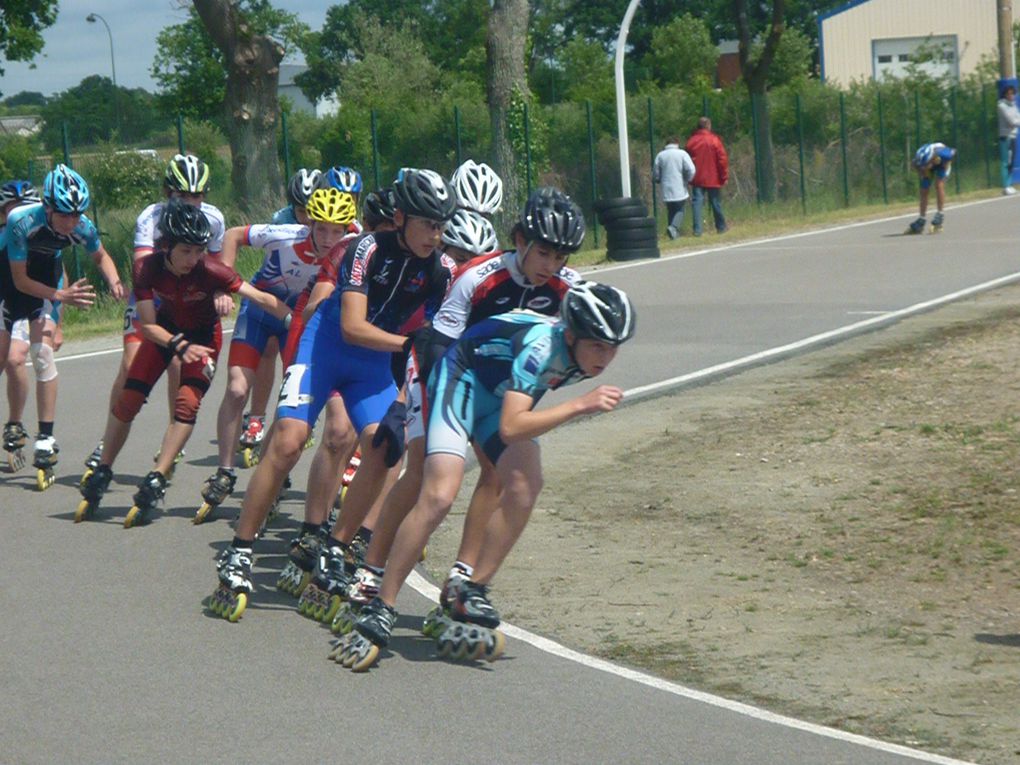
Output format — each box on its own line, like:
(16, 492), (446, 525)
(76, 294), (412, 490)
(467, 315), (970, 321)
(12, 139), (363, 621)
(86, 13), (96, 22)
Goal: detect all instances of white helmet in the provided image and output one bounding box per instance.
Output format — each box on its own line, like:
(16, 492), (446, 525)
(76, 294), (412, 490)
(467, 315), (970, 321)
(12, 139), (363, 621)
(450, 159), (503, 215)
(442, 209), (498, 255)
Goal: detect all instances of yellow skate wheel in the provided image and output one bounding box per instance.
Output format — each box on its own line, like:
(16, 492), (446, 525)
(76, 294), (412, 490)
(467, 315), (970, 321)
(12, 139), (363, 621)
(36, 468), (54, 492)
(226, 592), (248, 622)
(350, 643), (380, 672)
(79, 468), (93, 488)
(194, 502), (214, 525)
(419, 545), (428, 563)
(124, 505), (143, 528)
(322, 595), (342, 624)
(74, 499), (93, 523)
(241, 448), (259, 468)
(303, 436), (315, 451)
(484, 630), (506, 662)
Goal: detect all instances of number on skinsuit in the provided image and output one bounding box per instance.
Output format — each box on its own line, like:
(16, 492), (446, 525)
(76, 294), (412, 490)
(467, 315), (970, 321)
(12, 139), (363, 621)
(277, 364), (307, 407)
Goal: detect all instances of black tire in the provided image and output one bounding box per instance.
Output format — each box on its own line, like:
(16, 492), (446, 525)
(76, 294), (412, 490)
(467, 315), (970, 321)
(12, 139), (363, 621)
(607, 246), (660, 262)
(597, 204), (648, 223)
(607, 231), (660, 247)
(604, 217), (658, 232)
(593, 196), (645, 212)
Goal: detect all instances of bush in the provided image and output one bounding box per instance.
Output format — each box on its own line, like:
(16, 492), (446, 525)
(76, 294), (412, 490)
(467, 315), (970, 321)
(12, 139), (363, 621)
(0, 135), (35, 179)
(75, 145), (164, 212)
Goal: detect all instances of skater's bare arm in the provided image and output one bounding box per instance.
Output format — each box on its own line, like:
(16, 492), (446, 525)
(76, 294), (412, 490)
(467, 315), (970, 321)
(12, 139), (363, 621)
(89, 244), (126, 301)
(302, 281), (334, 322)
(340, 291), (407, 353)
(499, 386), (624, 442)
(10, 260), (95, 306)
(218, 226), (248, 269)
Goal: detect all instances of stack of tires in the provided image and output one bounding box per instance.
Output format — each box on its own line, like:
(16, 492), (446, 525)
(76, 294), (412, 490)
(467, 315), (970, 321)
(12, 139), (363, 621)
(594, 196), (660, 262)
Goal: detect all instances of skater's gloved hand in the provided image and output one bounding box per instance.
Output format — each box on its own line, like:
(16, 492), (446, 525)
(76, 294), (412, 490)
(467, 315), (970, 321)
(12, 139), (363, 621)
(372, 401), (407, 467)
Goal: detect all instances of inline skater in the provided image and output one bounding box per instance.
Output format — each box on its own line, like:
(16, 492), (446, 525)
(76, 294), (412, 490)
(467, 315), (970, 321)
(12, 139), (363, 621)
(450, 159), (504, 217)
(332, 281), (636, 670)
(334, 188), (583, 637)
(907, 142), (956, 234)
(210, 168), (457, 623)
(271, 168), (320, 225)
(75, 199), (292, 527)
(194, 188), (358, 523)
(1, 165), (124, 490)
(84, 153), (227, 480)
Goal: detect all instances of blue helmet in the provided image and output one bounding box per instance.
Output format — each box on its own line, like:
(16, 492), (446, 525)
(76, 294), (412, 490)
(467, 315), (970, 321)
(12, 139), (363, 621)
(912, 144), (934, 168)
(319, 165), (363, 194)
(0, 180), (41, 207)
(43, 164), (91, 213)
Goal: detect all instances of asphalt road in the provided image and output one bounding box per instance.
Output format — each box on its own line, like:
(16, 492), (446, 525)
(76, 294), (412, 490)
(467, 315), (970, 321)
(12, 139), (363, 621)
(3, 199), (1009, 764)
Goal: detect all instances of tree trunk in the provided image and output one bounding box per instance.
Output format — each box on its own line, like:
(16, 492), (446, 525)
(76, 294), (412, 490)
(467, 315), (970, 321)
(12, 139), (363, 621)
(192, 0), (283, 211)
(735, 0), (785, 203)
(487, 0), (530, 220)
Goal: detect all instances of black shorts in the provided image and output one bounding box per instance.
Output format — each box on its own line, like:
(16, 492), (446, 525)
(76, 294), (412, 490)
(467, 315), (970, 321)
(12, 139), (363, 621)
(0, 255), (59, 333)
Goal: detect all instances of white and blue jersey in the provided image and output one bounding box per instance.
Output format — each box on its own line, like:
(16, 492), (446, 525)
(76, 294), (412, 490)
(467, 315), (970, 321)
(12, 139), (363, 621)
(426, 311), (586, 464)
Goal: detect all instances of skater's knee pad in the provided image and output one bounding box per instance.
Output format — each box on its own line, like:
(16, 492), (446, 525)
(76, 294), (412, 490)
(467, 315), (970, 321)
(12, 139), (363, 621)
(173, 382), (206, 425)
(112, 388), (147, 423)
(29, 343), (57, 382)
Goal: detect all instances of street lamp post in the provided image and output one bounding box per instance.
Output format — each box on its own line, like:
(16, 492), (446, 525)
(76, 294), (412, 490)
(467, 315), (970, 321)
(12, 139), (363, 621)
(86, 13), (119, 136)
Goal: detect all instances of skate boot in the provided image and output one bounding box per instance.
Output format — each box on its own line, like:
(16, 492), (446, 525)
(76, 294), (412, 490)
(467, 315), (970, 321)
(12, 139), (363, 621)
(124, 470), (167, 528)
(75, 464), (113, 522)
(276, 531), (320, 596)
(436, 580), (506, 662)
(237, 413), (265, 468)
(422, 565), (469, 638)
(80, 439), (103, 486)
(297, 542), (351, 623)
(346, 527), (371, 577)
(210, 545), (253, 622)
(194, 468), (237, 524)
(905, 216), (926, 235)
(329, 596), (397, 671)
(3, 421), (28, 473)
(331, 566), (382, 635)
(930, 211), (944, 234)
(33, 435), (59, 491)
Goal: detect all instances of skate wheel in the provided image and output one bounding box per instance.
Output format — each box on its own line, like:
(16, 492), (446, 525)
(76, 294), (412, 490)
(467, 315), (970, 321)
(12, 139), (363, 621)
(418, 545), (428, 563)
(484, 630), (506, 662)
(303, 436), (315, 451)
(36, 468), (54, 492)
(322, 594), (343, 624)
(349, 642), (380, 672)
(194, 502), (215, 525)
(124, 505), (144, 528)
(79, 468), (93, 488)
(74, 499), (94, 524)
(240, 448), (259, 468)
(225, 592), (248, 622)
(7, 449), (25, 473)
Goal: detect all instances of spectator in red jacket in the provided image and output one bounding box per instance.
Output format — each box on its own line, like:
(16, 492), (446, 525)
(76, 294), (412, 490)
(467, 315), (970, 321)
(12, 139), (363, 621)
(685, 117), (729, 236)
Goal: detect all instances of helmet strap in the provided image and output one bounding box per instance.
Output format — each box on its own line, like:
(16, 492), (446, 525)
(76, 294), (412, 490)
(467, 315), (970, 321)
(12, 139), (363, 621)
(517, 240), (536, 284)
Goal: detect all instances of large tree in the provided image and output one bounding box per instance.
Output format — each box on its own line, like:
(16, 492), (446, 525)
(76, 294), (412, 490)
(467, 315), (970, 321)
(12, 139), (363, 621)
(190, 0), (307, 209)
(0, 0), (57, 84)
(487, 0), (529, 213)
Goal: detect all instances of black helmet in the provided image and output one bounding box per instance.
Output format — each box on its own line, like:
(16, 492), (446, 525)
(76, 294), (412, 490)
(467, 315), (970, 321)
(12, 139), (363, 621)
(287, 168), (321, 208)
(561, 282), (635, 346)
(518, 187), (585, 253)
(393, 168), (457, 222)
(164, 153), (210, 194)
(160, 198), (211, 247)
(363, 186), (396, 225)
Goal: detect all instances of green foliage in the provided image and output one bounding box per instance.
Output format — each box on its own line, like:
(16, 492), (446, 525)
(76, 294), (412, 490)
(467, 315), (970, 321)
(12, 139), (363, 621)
(2, 90), (45, 108)
(0, 134), (33, 178)
(558, 39), (614, 104)
(752, 27), (813, 88)
(39, 76), (159, 149)
(0, 0), (58, 81)
(74, 145), (164, 212)
(644, 13), (718, 89)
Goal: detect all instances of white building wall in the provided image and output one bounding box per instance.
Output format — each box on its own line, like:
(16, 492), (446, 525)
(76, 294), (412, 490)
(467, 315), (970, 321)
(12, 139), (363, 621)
(821, 0), (1020, 85)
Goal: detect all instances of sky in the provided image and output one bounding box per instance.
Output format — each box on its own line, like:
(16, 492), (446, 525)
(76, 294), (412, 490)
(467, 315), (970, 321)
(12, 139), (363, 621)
(0, 0), (330, 99)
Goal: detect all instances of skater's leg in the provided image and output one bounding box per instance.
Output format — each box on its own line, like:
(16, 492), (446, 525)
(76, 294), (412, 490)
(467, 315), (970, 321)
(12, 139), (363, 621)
(377, 453), (466, 606)
(304, 396), (358, 527)
(235, 417), (310, 539)
(215, 364), (255, 469)
(165, 357), (182, 423)
(153, 421), (195, 475)
(29, 318), (57, 425)
(918, 186), (930, 218)
(935, 177), (946, 213)
(328, 424), (395, 543)
(107, 340), (139, 412)
(471, 440), (543, 584)
(104, 339), (172, 467)
(5, 332), (29, 423)
(363, 437), (426, 569)
(248, 337), (277, 419)
(452, 441), (502, 571)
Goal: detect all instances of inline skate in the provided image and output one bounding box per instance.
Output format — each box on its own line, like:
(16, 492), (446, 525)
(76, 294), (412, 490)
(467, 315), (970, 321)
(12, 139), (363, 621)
(331, 566), (382, 635)
(152, 448), (185, 482)
(194, 468), (237, 524)
(905, 216), (926, 235)
(930, 211), (944, 234)
(297, 542), (350, 623)
(3, 421), (28, 473)
(329, 596), (397, 672)
(276, 531), (320, 596)
(421, 565), (468, 638)
(237, 413), (264, 468)
(124, 470), (167, 528)
(33, 435), (59, 491)
(435, 580), (505, 662)
(80, 439), (103, 487)
(75, 464), (113, 522)
(209, 545), (253, 622)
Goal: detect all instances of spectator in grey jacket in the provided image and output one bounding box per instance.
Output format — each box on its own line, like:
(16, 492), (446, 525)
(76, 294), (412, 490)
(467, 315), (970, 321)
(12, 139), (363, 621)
(997, 82), (1020, 195)
(653, 137), (696, 239)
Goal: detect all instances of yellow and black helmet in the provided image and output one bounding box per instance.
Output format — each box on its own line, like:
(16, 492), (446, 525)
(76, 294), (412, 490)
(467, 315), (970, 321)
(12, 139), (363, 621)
(165, 153), (210, 194)
(305, 188), (357, 225)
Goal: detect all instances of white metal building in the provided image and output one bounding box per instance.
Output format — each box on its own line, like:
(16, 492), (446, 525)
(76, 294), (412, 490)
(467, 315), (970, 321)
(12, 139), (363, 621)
(819, 0), (1020, 85)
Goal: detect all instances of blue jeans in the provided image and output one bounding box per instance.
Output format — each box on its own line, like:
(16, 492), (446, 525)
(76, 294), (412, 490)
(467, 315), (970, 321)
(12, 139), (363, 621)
(692, 186), (727, 234)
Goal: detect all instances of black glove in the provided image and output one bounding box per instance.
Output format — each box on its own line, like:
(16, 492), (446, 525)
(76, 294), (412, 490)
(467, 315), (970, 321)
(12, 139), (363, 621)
(372, 400), (408, 467)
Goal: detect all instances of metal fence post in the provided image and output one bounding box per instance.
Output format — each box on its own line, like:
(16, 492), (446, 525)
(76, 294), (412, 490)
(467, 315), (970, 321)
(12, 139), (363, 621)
(914, 89), (921, 149)
(647, 96), (657, 223)
(950, 85), (960, 193)
(586, 100), (599, 248)
(702, 94), (710, 119)
(796, 93), (807, 214)
(281, 110), (291, 181)
(62, 122), (71, 166)
(839, 92), (850, 207)
(981, 84), (992, 187)
(878, 90), (889, 204)
(371, 109), (381, 190)
(454, 105), (463, 167)
(177, 114), (185, 154)
(524, 102), (532, 195)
